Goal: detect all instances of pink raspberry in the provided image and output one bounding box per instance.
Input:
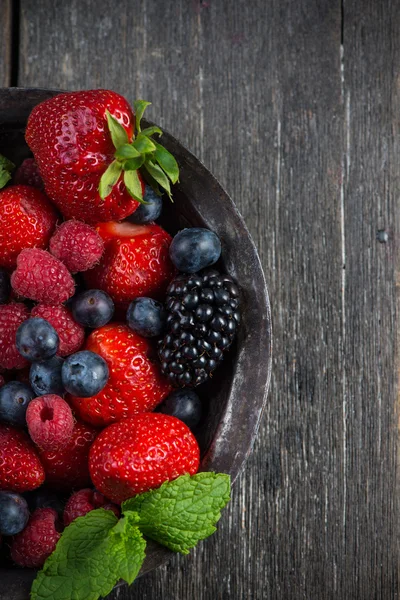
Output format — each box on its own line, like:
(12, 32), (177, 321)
(31, 304), (84, 357)
(50, 220), (104, 273)
(63, 488), (120, 526)
(14, 158), (45, 191)
(26, 395), (74, 451)
(11, 248), (75, 304)
(0, 303), (29, 369)
(11, 508), (61, 568)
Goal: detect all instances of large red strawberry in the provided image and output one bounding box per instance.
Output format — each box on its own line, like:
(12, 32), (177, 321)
(0, 424), (45, 492)
(25, 90), (179, 223)
(67, 324), (172, 427)
(84, 222), (175, 307)
(0, 185), (57, 269)
(37, 420), (97, 490)
(89, 413), (200, 503)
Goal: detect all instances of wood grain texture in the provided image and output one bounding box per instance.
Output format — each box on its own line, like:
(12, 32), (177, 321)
(0, 0), (12, 86)
(17, 0), (399, 599)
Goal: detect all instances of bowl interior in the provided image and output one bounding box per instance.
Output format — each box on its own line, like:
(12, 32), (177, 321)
(0, 88), (272, 598)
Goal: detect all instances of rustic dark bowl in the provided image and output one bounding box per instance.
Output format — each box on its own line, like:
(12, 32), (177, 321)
(0, 88), (272, 599)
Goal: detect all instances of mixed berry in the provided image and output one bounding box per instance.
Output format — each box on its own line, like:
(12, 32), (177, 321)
(0, 89), (240, 569)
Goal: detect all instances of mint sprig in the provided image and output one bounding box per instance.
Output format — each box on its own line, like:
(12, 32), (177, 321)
(99, 101), (179, 203)
(0, 154), (15, 189)
(31, 473), (230, 600)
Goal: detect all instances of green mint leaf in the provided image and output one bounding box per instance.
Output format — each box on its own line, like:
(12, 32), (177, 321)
(114, 144), (141, 160)
(133, 134), (156, 154)
(122, 473), (231, 555)
(124, 169), (144, 203)
(134, 100), (151, 133)
(140, 125), (163, 138)
(31, 509), (146, 600)
(153, 141), (179, 184)
(143, 159), (172, 199)
(98, 160), (122, 199)
(0, 154), (15, 190)
(106, 110), (129, 149)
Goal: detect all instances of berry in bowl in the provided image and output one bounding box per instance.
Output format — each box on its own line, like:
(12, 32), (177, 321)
(0, 88), (271, 600)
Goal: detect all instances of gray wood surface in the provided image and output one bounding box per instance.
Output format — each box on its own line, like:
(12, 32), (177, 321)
(0, 0), (11, 86)
(2, 0), (398, 598)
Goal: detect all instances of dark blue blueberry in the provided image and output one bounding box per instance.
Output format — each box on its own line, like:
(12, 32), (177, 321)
(62, 350), (109, 397)
(16, 318), (59, 362)
(169, 228), (222, 273)
(24, 489), (65, 517)
(128, 185), (162, 224)
(127, 297), (166, 338)
(30, 356), (64, 396)
(0, 491), (29, 536)
(71, 289), (114, 328)
(157, 389), (202, 429)
(0, 381), (35, 426)
(0, 268), (10, 304)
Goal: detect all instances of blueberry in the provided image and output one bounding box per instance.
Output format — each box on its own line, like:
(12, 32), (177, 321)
(128, 185), (162, 224)
(0, 268), (10, 304)
(169, 228), (222, 273)
(0, 491), (29, 536)
(0, 381), (35, 426)
(157, 389), (203, 430)
(71, 289), (114, 328)
(24, 489), (65, 517)
(127, 297), (166, 337)
(30, 356), (64, 396)
(16, 318), (59, 362)
(62, 350), (109, 397)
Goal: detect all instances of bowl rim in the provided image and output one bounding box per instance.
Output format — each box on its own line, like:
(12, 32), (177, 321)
(0, 86), (272, 595)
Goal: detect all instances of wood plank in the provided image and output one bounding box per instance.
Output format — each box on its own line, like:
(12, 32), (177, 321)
(0, 0), (12, 86)
(18, 1), (399, 599)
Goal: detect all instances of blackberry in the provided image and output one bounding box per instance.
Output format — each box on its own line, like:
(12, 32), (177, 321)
(158, 269), (240, 387)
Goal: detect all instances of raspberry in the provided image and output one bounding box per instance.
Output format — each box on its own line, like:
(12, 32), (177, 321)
(14, 158), (45, 191)
(0, 303), (29, 370)
(11, 248), (75, 304)
(26, 395), (74, 451)
(63, 488), (119, 526)
(10, 507), (60, 568)
(31, 304), (84, 357)
(49, 220), (104, 273)
(37, 420), (97, 490)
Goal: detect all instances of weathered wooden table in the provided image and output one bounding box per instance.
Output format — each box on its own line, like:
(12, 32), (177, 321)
(1, 1), (399, 598)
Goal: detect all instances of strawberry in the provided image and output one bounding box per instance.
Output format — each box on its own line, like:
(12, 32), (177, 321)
(84, 221), (176, 307)
(26, 91), (179, 223)
(37, 420), (97, 491)
(67, 324), (172, 427)
(0, 424), (45, 492)
(0, 185), (57, 269)
(89, 413), (200, 503)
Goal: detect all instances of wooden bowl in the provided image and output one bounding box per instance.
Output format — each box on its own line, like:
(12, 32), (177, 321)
(0, 88), (272, 599)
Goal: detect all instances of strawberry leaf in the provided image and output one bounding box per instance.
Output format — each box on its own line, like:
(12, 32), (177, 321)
(0, 154), (15, 190)
(139, 167), (162, 196)
(140, 125), (163, 138)
(153, 141), (179, 184)
(143, 159), (172, 199)
(98, 160), (122, 199)
(122, 155), (146, 171)
(106, 110), (129, 149)
(133, 134), (157, 154)
(124, 169), (144, 203)
(134, 100), (151, 133)
(114, 144), (141, 160)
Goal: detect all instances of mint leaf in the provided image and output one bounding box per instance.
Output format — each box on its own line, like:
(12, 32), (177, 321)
(106, 110), (129, 149)
(122, 473), (231, 555)
(124, 169), (144, 203)
(98, 159), (122, 199)
(133, 100), (151, 133)
(0, 154), (15, 189)
(31, 509), (146, 600)
(153, 141), (179, 184)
